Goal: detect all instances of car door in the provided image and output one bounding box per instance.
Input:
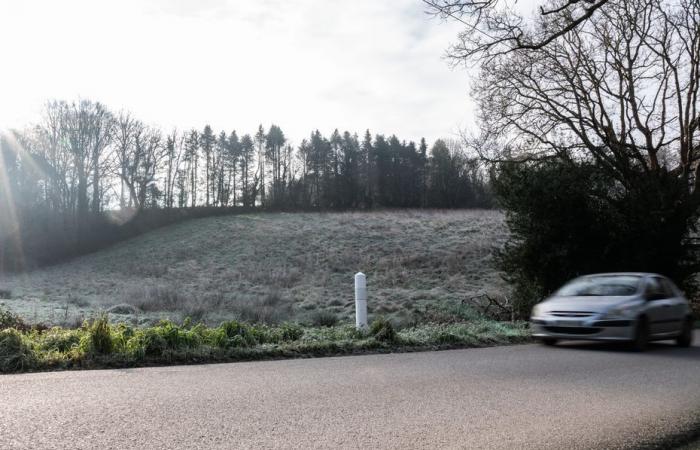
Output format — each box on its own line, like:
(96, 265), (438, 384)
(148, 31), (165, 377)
(659, 277), (687, 333)
(643, 277), (674, 335)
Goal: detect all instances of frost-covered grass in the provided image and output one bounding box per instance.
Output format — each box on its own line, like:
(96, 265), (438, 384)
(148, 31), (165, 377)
(0, 210), (507, 327)
(0, 311), (530, 373)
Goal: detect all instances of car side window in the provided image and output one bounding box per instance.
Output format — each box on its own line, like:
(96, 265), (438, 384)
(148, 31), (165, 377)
(658, 278), (676, 298)
(644, 277), (667, 301)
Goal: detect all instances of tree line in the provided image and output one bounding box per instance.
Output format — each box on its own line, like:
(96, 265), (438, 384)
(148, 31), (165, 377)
(0, 99), (491, 270)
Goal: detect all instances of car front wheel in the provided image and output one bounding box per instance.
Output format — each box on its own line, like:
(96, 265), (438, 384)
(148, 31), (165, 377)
(676, 318), (693, 348)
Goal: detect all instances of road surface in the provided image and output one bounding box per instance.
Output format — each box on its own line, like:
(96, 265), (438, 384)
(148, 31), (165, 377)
(1, 333), (699, 449)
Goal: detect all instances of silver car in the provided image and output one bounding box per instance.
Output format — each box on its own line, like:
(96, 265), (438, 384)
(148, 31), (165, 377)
(530, 273), (694, 351)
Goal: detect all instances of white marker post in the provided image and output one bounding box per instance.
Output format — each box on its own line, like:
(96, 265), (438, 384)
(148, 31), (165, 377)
(355, 272), (367, 329)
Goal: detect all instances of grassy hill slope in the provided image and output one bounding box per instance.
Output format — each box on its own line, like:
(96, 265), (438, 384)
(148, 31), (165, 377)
(0, 210), (507, 327)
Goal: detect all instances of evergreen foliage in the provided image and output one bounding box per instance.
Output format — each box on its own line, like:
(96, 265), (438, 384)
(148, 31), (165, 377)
(493, 159), (700, 318)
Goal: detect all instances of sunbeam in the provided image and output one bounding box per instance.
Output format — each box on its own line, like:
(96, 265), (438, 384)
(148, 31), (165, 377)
(0, 129), (28, 271)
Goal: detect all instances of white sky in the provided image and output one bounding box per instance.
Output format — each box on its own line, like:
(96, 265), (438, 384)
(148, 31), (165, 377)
(0, 0), (477, 144)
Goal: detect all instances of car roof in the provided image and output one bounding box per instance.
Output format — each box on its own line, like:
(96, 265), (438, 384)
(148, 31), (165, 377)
(580, 272), (661, 278)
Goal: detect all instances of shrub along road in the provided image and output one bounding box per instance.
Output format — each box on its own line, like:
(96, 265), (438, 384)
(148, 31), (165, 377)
(1, 333), (699, 449)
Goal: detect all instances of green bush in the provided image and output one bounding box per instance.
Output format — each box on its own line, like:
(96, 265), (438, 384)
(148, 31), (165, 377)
(139, 320), (202, 355)
(493, 159), (699, 317)
(228, 335), (248, 348)
(220, 320), (247, 339)
(279, 322), (304, 342)
(218, 320), (261, 346)
(35, 328), (82, 353)
(369, 317), (396, 343)
(0, 329), (35, 372)
(0, 308), (29, 332)
(85, 315), (113, 355)
(140, 328), (168, 357)
(247, 325), (274, 345)
(205, 327), (228, 348)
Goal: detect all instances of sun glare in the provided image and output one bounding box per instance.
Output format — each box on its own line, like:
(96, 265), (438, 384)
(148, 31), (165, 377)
(0, 130), (29, 270)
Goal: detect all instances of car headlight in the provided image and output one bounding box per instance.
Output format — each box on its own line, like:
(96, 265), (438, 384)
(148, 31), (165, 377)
(603, 302), (640, 319)
(531, 303), (544, 317)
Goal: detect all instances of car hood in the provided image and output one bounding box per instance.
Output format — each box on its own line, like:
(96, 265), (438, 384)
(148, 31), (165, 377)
(539, 295), (640, 314)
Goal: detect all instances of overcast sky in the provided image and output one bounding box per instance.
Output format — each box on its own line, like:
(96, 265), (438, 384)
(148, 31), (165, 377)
(1, 0), (476, 145)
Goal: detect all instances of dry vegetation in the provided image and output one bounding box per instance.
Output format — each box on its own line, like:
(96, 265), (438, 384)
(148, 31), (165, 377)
(0, 210), (507, 327)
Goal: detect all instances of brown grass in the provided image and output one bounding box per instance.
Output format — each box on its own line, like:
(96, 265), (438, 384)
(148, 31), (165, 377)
(0, 210), (508, 326)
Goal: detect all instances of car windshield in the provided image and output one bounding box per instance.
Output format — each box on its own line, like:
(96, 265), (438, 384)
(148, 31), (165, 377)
(556, 276), (641, 297)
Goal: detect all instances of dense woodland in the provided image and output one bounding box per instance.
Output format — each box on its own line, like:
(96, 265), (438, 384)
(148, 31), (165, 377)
(0, 100), (491, 270)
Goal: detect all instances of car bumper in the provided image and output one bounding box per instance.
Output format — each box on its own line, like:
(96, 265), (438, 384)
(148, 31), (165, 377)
(531, 318), (636, 341)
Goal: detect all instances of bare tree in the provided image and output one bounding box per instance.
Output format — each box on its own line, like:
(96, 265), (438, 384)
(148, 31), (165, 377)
(438, 0), (700, 194)
(116, 122), (165, 210)
(58, 100), (113, 221)
(114, 112), (138, 208)
(36, 101), (73, 212)
(424, 0), (610, 61)
(87, 103), (113, 214)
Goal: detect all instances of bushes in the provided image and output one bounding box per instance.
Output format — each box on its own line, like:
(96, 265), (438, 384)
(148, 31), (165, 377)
(279, 322), (304, 342)
(369, 317), (396, 343)
(0, 329), (35, 372)
(85, 316), (114, 355)
(493, 159), (700, 318)
(0, 308), (29, 332)
(0, 307), (528, 373)
(35, 328), (82, 353)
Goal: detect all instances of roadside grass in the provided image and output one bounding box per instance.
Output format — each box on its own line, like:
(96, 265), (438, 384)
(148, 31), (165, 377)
(0, 309), (530, 373)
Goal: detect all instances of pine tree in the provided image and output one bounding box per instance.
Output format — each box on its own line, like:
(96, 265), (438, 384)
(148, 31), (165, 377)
(341, 131), (360, 208)
(254, 125), (266, 207)
(214, 131), (228, 206)
(227, 131), (240, 207)
(360, 130), (373, 208)
(418, 138), (428, 207)
(239, 134), (254, 207)
(200, 125), (215, 207)
(184, 130), (200, 207)
(265, 125), (286, 206)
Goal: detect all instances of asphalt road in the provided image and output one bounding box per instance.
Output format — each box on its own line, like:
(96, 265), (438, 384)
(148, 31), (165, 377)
(2, 333), (700, 449)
